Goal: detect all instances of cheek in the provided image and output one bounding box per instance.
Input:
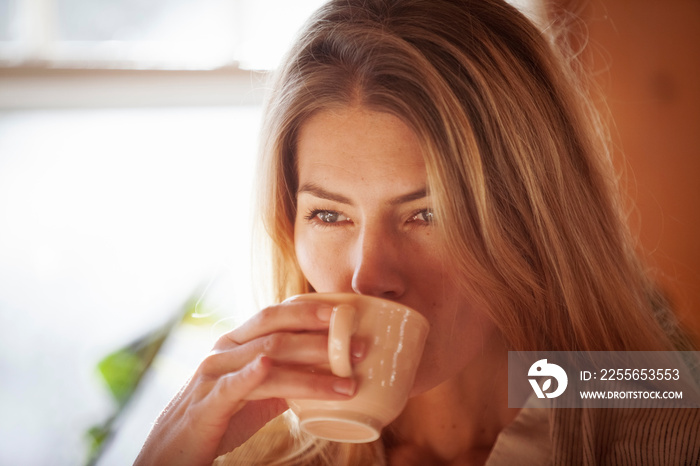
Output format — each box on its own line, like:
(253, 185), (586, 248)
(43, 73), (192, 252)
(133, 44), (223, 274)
(294, 236), (318, 285)
(294, 227), (347, 291)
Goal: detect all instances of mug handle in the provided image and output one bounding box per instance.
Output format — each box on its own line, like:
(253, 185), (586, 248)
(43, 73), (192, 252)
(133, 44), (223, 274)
(328, 304), (356, 377)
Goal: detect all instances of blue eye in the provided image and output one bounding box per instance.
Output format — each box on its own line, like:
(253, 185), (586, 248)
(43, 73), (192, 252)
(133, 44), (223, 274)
(305, 209), (350, 225)
(409, 209), (434, 224)
(317, 211), (339, 223)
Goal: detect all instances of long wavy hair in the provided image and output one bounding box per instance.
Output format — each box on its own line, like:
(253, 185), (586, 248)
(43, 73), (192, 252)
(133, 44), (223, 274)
(223, 0), (688, 463)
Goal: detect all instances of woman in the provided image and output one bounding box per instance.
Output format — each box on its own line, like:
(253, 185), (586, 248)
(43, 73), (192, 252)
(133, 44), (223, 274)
(136, 0), (699, 464)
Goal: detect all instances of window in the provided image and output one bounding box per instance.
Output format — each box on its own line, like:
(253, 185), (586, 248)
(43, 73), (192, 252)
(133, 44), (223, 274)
(0, 0), (326, 70)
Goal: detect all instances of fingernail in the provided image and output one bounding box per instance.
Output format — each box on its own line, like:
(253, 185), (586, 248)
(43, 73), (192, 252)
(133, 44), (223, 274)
(316, 305), (332, 322)
(351, 341), (366, 361)
(333, 378), (357, 396)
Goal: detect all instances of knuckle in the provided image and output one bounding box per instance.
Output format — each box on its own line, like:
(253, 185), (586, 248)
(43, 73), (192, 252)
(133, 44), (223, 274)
(211, 373), (234, 398)
(312, 375), (333, 394)
(256, 306), (278, 326)
(197, 350), (223, 375)
(304, 374), (337, 398)
(261, 333), (284, 355)
(215, 332), (234, 348)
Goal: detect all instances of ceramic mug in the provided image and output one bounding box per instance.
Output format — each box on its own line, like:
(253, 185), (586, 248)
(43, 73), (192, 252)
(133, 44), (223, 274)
(286, 293), (430, 443)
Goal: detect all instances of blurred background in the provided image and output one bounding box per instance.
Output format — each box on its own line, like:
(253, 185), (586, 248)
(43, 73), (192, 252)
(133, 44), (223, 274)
(0, 0), (697, 465)
(0, 0), (327, 464)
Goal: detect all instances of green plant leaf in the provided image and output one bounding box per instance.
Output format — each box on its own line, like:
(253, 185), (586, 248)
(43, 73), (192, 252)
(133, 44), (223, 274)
(97, 322), (171, 407)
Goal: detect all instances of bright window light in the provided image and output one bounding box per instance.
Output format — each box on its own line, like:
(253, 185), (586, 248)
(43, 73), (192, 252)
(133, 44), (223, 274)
(0, 0), (327, 69)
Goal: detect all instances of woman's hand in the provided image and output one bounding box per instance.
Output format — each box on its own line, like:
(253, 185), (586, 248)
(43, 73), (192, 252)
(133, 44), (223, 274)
(134, 299), (359, 466)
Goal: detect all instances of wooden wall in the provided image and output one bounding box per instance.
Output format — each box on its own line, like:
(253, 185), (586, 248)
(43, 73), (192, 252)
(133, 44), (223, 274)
(573, 1), (700, 339)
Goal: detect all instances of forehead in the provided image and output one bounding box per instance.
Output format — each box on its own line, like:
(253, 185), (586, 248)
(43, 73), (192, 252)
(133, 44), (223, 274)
(296, 106), (426, 188)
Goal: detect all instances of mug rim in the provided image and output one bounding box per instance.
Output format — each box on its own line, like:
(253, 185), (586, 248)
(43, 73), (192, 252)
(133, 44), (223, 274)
(284, 292), (429, 329)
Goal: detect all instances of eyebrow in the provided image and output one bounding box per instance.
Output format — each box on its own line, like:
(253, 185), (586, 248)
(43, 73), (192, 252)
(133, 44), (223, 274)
(297, 182), (428, 206)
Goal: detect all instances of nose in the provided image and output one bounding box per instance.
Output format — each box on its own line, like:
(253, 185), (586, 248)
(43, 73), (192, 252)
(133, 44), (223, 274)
(350, 224), (406, 299)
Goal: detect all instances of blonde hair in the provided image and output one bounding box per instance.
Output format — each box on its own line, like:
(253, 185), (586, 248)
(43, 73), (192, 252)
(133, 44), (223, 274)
(231, 0), (690, 463)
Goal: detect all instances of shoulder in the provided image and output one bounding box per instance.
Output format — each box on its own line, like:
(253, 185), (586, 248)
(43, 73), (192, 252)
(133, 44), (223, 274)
(487, 405), (700, 465)
(550, 408), (700, 465)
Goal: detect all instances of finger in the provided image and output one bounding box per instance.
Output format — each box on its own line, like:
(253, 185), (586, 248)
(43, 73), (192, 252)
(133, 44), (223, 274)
(206, 355), (274, 420)
(245, 366), (358, 401)
(200, 333), (330, 377)
(160, 356), (273, 464)
(225, 300), (333, 346)
(204, 332), (369, 378)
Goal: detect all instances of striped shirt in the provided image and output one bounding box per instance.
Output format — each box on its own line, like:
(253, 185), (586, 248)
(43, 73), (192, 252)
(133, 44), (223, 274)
(487, 405), (700, 465)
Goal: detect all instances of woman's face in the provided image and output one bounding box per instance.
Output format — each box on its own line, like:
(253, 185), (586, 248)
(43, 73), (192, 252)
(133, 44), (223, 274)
(293, 106), (498, 395)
